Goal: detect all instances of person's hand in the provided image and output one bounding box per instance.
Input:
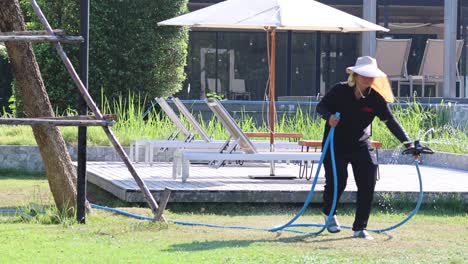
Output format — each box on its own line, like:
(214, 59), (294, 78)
(403, 141), (413, 149)
(402, 141), (417, 159)
(402, 140), (433, 160)
(328, 114), (340, 127)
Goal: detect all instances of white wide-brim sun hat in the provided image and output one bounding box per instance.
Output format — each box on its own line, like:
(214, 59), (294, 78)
(346, 56), (386, 78)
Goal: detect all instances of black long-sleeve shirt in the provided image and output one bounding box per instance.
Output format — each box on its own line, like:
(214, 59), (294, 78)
(316, 82), (410, 153)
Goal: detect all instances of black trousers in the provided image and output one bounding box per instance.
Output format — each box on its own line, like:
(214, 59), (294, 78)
(322, 147), (378, 231)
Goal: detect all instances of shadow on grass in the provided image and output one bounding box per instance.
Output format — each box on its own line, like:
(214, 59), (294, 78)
(168, 203), (324, 216)
(165, 239), (267, 252)
(0, 168), (46, 180)
(87, 183), (134, 208)
(165, 201), (466, 217)
(164, 232), (391, 252)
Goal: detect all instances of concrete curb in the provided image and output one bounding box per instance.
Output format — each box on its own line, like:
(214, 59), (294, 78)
(378, 150), (468, 171)
(0, 145), (466, 172)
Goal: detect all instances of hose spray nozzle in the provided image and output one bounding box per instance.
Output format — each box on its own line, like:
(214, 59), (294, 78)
(402, 140), (434, 157)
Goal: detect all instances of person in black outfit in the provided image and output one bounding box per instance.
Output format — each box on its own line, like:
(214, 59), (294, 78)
(316, 56), (412, 240)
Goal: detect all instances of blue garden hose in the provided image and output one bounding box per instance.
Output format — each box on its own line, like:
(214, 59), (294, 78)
(166, 121), (340, 235)
(142, 98), (159, 119)
(90, 116), (341, 235)
(88, 112), (427, 235)
(368, 160), (423, 233)
(0, 113), (337, 236)
(284, 159), (424, 234)
(1, 111), (426, 236)
(0, 208), (20, 214)
(267, 113), (339, 235)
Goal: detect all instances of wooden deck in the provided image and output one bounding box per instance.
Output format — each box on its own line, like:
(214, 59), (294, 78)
(86, 162), (323, 203)
(84, 161), (468, 203)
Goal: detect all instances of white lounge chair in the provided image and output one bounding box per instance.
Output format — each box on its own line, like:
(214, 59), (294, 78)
(132, 98), (300, 163)
(401, 39), (464, 97)
(172, 98), (321, 182)
(171, 97), (212, 142)
(130, 98), (228, 163)
(171, 97), (300, 151)
(375, 38), (412, 97)
(155, 97), (195, 142)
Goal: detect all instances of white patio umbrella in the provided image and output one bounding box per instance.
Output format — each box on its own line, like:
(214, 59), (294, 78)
(159, 0), (388, 32)
(159, 0), (389, 175)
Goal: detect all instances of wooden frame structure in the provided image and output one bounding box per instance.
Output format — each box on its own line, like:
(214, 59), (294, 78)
(0, 0), (166, 221)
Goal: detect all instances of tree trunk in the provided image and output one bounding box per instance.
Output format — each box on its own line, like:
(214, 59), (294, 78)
(0, 0), (79, 215)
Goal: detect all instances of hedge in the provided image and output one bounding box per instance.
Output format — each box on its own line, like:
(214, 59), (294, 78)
(17, 0), (188, 112)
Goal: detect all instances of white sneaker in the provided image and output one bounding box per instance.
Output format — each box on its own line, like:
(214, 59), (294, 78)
(325, 215), (341, 233)
(353, 230), (374, 240)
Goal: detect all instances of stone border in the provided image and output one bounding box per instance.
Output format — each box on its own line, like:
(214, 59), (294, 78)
(0, 145), (466, 172)
(378, 150), (468, 171)
(0, 145), (129, 171)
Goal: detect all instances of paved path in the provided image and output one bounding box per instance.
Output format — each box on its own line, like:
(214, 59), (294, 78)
(85, 162), (467, 203)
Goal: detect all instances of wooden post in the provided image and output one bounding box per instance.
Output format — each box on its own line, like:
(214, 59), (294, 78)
(269, 29), (276, 147)
(269, 28), (276, 176)
(35, 114), (116, 120)
(156, 188), (172, 220)
(29, 0), (165, 222)
(0, 29), (65, 35)
(0, 35), (83, 43)
(0, 118), (113, 126)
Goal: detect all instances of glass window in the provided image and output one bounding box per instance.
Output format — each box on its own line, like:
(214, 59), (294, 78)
(179, 31), (217, 99)
(377, 1), (445, 96)
(219, 31), (270, 100)
(182, 31), (272, 100)
(320, 33), (360, 94)
(185, 0), (466, 99)
(291, 33), (319, 97)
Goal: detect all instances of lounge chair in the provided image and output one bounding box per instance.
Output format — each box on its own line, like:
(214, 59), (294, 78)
(171, 97), (212, 142)
(401, 39), (464, 97)
(375, 38), (412, 97)
(171, 97), (301, 150)
(132, 98), (300, 163)
(129, 98), (227, 163)
(172, 98), (321, 182)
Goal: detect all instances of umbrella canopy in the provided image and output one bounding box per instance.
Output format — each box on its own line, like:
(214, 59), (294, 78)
(158, 0), (389, 32)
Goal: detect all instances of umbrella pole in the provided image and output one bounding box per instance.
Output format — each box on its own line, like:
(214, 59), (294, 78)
(250, 28), (293, 180)
(269, 29), (276, 176)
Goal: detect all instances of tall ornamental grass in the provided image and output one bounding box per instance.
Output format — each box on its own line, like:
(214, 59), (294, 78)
(0, 95), (466, 154)
(372, 100), (468, 153)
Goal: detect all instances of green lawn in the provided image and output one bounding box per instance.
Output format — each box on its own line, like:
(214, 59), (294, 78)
(0, 170), (466, 264)
(0, 170), (52, 208)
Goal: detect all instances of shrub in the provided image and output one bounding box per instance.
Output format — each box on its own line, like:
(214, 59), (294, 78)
(18, 0), (188, 112)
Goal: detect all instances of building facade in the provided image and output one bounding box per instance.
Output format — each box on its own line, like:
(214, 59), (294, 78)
(180, 0), (468, 100)
(0, 0), (467, 110)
